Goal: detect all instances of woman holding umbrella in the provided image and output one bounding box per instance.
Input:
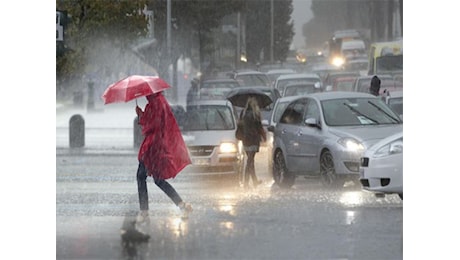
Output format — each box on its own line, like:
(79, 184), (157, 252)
(241, 96), (267, 189)
(135, 92), (193, 221)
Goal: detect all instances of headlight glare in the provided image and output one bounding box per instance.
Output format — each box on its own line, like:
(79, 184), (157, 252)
(338, 137), (364, 152)
(219, 142), (238, 153)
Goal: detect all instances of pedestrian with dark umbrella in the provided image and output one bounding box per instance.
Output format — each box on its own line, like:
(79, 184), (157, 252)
(241, 97), (267, 189)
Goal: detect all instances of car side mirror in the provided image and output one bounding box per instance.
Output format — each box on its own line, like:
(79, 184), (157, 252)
(305, 118), (321, 129)
(267, 125), (275, 132)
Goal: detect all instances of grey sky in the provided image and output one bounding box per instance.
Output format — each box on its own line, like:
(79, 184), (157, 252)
(292, 0), (313, 49)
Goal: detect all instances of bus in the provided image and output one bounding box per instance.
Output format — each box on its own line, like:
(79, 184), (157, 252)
(367, 40), (403, 76)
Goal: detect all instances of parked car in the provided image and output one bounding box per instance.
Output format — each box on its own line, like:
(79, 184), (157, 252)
(181, 99), (244, 181)
(359, 131), (403, 200)
(353, 75), (403, 95)
(273, 73), (322, 94)
(198, 79), (240, 100)
(267, 91), (403, 188)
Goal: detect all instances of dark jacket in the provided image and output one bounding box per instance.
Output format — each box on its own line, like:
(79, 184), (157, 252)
(242, 108), (265, 147)
(370, 75), (381, 96)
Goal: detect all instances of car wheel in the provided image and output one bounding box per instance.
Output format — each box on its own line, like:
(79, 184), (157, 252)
(398, 193), (403, 200)
(273, 150), (295, 188)
(320, 150), (343, 188)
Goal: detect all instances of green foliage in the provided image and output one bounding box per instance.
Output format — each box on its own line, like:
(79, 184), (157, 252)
(246, 0), (294, 64)
(56, 0), (149, 92)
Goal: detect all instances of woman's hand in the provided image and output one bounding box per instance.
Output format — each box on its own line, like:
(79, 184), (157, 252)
(136, 106), (143, 116)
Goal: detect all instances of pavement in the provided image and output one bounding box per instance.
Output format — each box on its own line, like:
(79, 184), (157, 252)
(56, 98), (149, 156)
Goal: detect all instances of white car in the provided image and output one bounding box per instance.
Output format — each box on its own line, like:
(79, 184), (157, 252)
(273, 73), (322, 94)
(181, 100), (244, 181)
(359, 131), (403, 199)
(383, 90), (403, 119)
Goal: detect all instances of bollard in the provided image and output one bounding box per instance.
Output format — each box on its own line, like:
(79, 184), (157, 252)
(69, 114), (85, 148)
(133, 116), (144, 149)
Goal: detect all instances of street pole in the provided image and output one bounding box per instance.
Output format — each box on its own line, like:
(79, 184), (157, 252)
(236, 12), (241, 70)
(166, 0), (177, 103)
(167, 0), (171, 59)
(270, 0), (274, 63)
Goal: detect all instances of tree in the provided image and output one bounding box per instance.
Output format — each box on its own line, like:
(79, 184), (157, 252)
(245, 0), (294, 65)
(56, 0), (149, 95)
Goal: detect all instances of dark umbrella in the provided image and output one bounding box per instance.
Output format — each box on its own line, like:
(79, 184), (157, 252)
(226, 88), (273, 108)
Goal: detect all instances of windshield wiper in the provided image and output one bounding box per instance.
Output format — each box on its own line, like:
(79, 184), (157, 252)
(367, 101), (400, 124)
(343, 103), (379, 124)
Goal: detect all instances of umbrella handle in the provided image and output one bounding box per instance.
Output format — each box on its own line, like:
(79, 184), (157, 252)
(135, 99), (139, 123)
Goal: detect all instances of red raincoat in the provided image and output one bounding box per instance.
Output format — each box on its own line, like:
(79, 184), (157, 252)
(138, 93), (191, 180)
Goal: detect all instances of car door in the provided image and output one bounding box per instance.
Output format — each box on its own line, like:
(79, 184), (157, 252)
(277, 98), (308, 172)
(296, 98), (322, 173)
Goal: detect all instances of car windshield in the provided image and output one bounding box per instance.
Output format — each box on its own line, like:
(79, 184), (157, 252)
(236, 74), (269, 86)
(277, 78), (320, 93)
(183, 105), (235, 131)
(322, 97), (401, 126)
(335, 80), (355, 91)
(199, 83), (236, 100)
(284, 84), (316, 96)
(376, 55), (403, 73)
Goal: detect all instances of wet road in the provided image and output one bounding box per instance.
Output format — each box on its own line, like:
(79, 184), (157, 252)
(56, 148), (402, 260)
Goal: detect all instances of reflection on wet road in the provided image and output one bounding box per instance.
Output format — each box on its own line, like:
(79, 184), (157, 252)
(57, 152), (402, 259)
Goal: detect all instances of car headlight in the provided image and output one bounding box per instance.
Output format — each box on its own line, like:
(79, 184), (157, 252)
(373, 138), (403, 158)
(338, 137), (364, 152)
(219, 142), (238, 153)
(331, 56), (345, 67)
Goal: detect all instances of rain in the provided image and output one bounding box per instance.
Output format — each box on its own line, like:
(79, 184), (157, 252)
(9, 0), (441, 259)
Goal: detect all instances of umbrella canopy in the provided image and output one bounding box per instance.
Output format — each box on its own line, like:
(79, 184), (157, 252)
(226, 88), (273, 108)
(102, 75), (171, 105)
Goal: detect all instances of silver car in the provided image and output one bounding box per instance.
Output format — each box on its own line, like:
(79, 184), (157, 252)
(181, 100), (244, 181)
(267, 91), (403, 188)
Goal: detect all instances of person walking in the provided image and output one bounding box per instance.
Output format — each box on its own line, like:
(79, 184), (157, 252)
(369, 75), (381, 96)
(186, 77), (200, 107)
(241, 97), (267, 189)
(135, 92), (193, 221)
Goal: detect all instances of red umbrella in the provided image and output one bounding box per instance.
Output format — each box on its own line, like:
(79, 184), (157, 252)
(102, 75), (171, 105)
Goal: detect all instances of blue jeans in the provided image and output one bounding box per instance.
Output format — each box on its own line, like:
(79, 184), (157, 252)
(136, 161), (183, 211)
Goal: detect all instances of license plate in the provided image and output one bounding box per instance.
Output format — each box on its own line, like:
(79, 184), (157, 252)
(192, 158), (210, 165)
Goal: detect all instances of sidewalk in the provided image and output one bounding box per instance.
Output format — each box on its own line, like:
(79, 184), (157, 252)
(56, 99), (147, 155)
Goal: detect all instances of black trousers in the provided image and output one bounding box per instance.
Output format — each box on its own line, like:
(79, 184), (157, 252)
(136, 161), (183, 211)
